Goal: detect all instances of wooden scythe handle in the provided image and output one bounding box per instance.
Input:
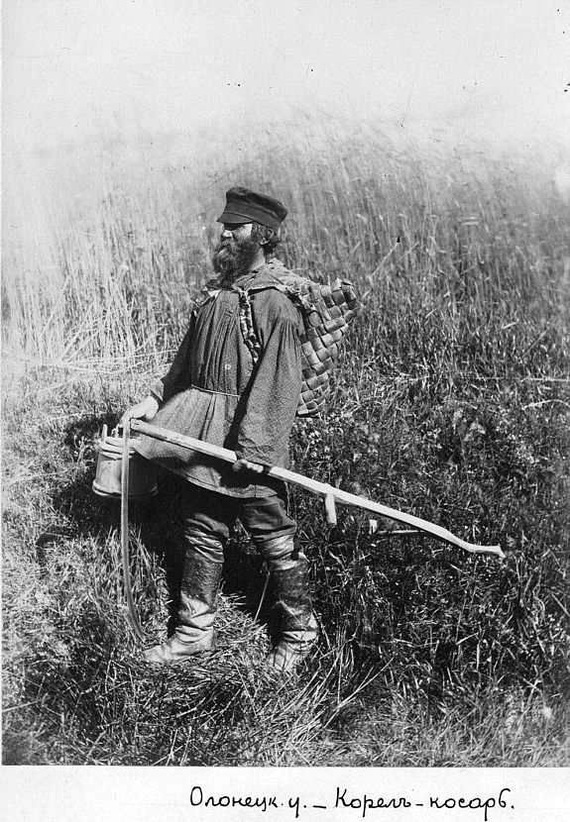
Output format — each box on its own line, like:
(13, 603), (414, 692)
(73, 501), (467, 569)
(130, 420), (505, 559)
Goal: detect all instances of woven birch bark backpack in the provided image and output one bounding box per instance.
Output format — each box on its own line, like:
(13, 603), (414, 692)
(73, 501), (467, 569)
(234, 260), (359, 416)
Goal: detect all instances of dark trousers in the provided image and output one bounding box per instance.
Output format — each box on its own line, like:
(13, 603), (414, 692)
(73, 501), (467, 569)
(179, 482), (298, 565)
(171, 482), (316, 645)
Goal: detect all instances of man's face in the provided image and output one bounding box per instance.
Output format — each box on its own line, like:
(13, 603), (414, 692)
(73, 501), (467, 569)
(212, 222), (260, 282)
(221, 223), (253, 243)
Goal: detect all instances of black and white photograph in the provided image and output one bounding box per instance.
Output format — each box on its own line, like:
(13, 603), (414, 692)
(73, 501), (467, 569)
(2, 0), (569, 817)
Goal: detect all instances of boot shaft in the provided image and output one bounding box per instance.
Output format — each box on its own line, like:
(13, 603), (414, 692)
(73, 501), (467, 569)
(270, 551), (317, 636)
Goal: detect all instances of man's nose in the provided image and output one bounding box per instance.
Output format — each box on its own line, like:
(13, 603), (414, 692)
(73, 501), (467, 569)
(221, 227), (233, 238)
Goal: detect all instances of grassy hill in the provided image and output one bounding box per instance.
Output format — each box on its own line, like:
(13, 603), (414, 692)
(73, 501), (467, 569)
(2, 117), (569, 765)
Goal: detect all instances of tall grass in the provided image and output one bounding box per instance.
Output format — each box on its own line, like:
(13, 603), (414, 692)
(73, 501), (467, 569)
(4, 119), (568, 372)
(2, 116), (569, 765)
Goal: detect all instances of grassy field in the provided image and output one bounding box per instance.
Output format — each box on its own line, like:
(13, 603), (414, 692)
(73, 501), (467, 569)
(2, 117), (569, 765)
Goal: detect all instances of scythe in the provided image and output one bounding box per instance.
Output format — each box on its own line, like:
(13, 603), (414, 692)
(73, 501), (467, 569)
(118, 419), (504, 641)
(129, 419), (505, 558)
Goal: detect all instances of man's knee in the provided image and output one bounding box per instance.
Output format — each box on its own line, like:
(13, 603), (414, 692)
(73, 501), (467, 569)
(181, 526), (225, 564)
(255, 532), (299, 568)
(179, 485), (236, 561)
(240, 492), (297, 548)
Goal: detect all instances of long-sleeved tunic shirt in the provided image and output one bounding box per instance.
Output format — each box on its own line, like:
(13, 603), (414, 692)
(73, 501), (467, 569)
(134, 260), (304, 497)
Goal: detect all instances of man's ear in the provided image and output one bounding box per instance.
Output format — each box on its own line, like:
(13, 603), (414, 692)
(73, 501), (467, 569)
(253, 222), (277, 246)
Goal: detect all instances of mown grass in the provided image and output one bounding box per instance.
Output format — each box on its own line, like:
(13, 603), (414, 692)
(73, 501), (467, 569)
(2, 117), (569, 765)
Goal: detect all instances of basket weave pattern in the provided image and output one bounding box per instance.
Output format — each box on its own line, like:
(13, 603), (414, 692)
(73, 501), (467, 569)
(286, 277), (359, 415)
(236, 271), (359, 416)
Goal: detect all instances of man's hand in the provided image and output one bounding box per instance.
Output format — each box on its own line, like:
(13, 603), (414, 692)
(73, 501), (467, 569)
(232, 458), (266, 475)
(120, 395), (159, 429)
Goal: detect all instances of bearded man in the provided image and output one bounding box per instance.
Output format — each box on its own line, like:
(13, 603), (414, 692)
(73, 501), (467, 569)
(121, 187), (318, 672)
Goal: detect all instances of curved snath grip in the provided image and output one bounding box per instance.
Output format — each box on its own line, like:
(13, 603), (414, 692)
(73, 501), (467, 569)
(324, 493), (337, 525)
(121, 422), (145, 643)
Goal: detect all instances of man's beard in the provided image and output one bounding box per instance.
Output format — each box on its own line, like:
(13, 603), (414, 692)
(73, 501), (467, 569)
(211, 236), (261, 285)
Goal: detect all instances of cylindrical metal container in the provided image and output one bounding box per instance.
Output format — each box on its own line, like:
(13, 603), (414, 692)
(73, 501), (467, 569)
(92, 425), (158, 501)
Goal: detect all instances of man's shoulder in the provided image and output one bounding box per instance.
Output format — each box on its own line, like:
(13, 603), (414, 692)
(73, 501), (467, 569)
(245, 259), (298, 290)
(252, 280), (301, 319)
(193, 283), (220, 307)
(242, 262), (304, 326)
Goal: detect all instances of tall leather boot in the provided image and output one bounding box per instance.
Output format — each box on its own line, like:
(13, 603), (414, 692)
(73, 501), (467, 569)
(145, 534), (223, 664)
(266, 551), (318, 673)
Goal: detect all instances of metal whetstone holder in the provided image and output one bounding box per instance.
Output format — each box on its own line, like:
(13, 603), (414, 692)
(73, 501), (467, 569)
(93, 424), (158, 501)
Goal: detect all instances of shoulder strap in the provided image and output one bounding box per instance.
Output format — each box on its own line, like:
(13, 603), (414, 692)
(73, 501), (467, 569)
(231, 284), (263, 365)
